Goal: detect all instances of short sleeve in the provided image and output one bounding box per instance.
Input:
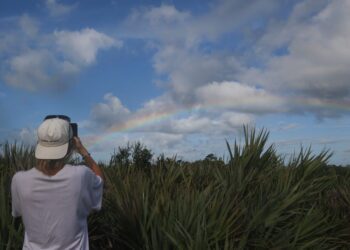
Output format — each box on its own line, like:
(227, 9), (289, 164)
(11, 174), (22, 217)
(84, 168), (104, 212)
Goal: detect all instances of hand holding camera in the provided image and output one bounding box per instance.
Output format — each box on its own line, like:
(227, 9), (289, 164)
(73, 137), (89, 157)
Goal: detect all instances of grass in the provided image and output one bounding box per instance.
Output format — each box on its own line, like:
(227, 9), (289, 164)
(1, 127), (350, 249)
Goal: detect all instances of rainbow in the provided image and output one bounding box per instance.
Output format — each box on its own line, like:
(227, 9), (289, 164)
(84, 97), (350, 147)
(295, 97), (350, 111)
(108, 110), (177, 133)
(84, 106), (189, 147)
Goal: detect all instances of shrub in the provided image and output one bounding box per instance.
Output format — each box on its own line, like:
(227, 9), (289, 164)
(1, 128), (350, 249)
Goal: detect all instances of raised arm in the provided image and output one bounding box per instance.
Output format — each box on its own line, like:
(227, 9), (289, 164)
(73, 137), (105, 181)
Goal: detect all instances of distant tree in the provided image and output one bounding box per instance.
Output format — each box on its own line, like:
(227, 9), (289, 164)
(156, 153), (166, 168)
(132, 142), (153, 169)
(156, 154), (181, 168)
(204, 153), (218, 162)
(109, 143), (132, 167)
(202, 153), (225, 167)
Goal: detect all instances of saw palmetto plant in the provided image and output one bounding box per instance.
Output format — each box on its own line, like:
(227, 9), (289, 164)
(1, 127), (350, 249)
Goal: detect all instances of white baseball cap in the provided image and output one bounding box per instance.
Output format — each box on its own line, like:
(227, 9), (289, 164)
(35, 118), (73, 159)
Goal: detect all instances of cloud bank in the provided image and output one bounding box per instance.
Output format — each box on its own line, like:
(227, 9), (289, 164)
(2, 0), (350, 163)
(81, 0), (350, 159)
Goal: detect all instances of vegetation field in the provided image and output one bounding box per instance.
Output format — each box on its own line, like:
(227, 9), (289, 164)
(1, 128), (350, 249)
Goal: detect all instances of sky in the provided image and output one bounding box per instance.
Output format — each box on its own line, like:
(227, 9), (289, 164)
(0, 0), (349, 165)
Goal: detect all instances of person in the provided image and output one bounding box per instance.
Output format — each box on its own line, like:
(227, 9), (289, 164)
(11, 116), (104, 250)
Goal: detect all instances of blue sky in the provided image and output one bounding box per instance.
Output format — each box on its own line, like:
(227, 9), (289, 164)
(1, 0), (349, 165)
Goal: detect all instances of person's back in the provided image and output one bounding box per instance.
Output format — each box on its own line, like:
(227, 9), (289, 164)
(12, 165), (102, 249)
(11, 116), (104, 250)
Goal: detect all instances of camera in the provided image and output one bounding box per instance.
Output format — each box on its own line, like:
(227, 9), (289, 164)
(44, 115), (78, 137)
(71, 123), (78, 137)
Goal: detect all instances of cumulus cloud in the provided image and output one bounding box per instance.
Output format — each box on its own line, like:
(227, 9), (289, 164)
(122, 1), (285, 112)
(45, 0), (77, 17)
(19, 128), (37, 145)
(90, 93), (130, 129)
(166, 116), (212, 134)
(0, 15), (40, 56)
(195, 81), (286, 114)
(124, 1), (279, 47)
(139, 115), (212, 134)
(153, 46), (243, 99)
(219, 112), (254, 131)
(138, 93), (179, 115)
(124, 5), (192, 45)
(5, 50), (77, 91)
(133, 132), (184, 149)
(121, 0), (350, 119)
(82, 92), (256, 161)
(123, 1), (279, 103)
(138, 4), (190, 24)
(1, 16), (120, 91)
(79, 0), (350, 162)
(2, 128), (37, 146)
(54, 28), (122, 65)
(139, 112), (254, 136)
(254, 0), (329, 55)
(85, 92), (254, 136)
(241, 0), (350, 116)
(87, 93), (180, 132)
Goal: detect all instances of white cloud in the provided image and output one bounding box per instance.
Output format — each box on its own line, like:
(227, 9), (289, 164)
(219, 112), (254, 131)
(140, 115), (212, 134)
(85, 92), (255, 137)
(124, 1), (279, 47)
(135, 132), (184, 149)
(122, 1), (287, 114)
(4, 128), (37, 146)
(0, 15), (39, 56)
(124, 5), (192, 46)
(54, 28), (121, 65)
(142, 4), (190, 24)
(241, 0), (350, 116)
(4, 50), (77, 91)
(167, 116), (212, 134)
(90, 93), (130, 129)
(153, 45), (243, 98)
(139, 93), (179, 114)
(254, 0), (329, 55)
(122, 0), (350, 119)
(1, 16), (120, 91)
(19, 128), (37, 145)
(82, 92), (256, 161)
(45, 0), (77, 17)
(87, 93), (180, 132)
(139, 111), (254, 136)
(195, 81), (286, 114)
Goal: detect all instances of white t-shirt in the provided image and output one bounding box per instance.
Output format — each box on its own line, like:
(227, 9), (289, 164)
(11, 164), (103, 250)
